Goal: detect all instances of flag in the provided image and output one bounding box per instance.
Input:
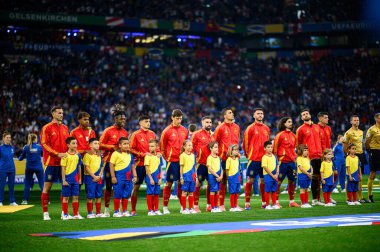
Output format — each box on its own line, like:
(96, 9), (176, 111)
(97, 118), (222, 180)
(246, 25), (265, 35)
(220, 24), (236, 33)
(106, 17), (124, 27)
(140, 19), (158, 29)
(173, 20), (190, 30)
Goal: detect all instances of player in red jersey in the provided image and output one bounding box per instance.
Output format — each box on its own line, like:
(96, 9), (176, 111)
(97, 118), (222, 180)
(296, 109), (323, 206)
(242, 108), (270, 210)
(40, 106), (69, 220)
(70, 111), (96, 190)
(161, 109), (189, 214)
(129, 115), (158, 216)
(99, 105), (129, 217)
(191, 116), (214, 212)
(214, 108), (240, 212)
(274, 117), (299, 207)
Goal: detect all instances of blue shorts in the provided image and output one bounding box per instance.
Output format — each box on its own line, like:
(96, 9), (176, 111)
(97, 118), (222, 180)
(347, 180), (359, 192)
(299, 179), (311, 189)
(196, 164), (208, 183)
(208, 175), (220, 192)
(181, 181), (195, 192)
(135, 165), (146, 185)
(322, 176), (334, 193)
(278, 162), (297, 181)
(228, 182), (241, 194)
(62, 183), (79, 197)
(84, 175), (103, 199)
(247, 161), (263, 178)
(166, 162), (180, 182)
(44, 166), (62, 183)
(146, 182), (160, 195)
(264, 174), (278, 193)
(113, 180), (132, 199)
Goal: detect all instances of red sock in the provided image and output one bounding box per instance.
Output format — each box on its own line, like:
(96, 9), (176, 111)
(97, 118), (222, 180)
(353, 192), (357, 202)
(131, 194), (137, 212)
(154, 194), (159, 211)
(245, 182), (252, 203)
(327, 192), (331, 203)
(163, 185), (170, 207)
(194, 186), (200, 206)
(230, 194), (235, 208)
(181, 195), (187, 210)
(265, 192), (270, 206)
(189, 195), (194, 209)
(72, 201), (79, 216)
(323, 192), (328, 203)
(260, 182), (265, 203)
(95, 202), (101, 214)
(305, 191), (309, 203)
(219, 183), (226, 206)
(300, 193), (305, 204)
(235, 194), (239, 207)
(348, 192), (353, 201)
(177, 183), (183, 207)
(288, 181), (295, 200)
(210, 194), (215, 208)
(41, 193), (49, 212)
(214, 193), (219, 207)
(147, 195), (153, 211)
(206, 185), (210, 204)
(62, 202), (68, 215)
(87, 202), (93, 214)
(122, 199), (128, 212)
(114, 198), (120, 212)
(276, 184), (281, 201)
(104, 190), (111, 208)
(271, 192), (277, 205)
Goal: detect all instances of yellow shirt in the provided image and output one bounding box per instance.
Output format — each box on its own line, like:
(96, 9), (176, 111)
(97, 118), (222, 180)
(207, 155), (221, 174)
(180, 153), (196, 175)
(110, 151), (133, 171)
(226, 157), (239, 177)
(261, 154), (277, 175)
(83, 153), (102, 175)
(296, 156), (311, 173)
(343, 128), (364, 154)
(144, 155), (161, 174)
(60, 152), (81, 176)
(345, 155), (359, 175)
(320, 161), (333, 179)
(366, 125), (380, 150)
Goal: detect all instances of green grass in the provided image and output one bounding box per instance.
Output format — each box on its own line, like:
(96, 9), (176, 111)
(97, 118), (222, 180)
(1, 176), (380, 252)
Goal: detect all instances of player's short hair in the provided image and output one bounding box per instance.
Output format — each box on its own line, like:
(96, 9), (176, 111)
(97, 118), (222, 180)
(375, 113), (380, 119)
(300, 108), (310, 115)
(221, 107), (232, 116)
(138, 115), (150, 122)
(264, 141), (272, 148)
(89, 138), (98, 144)
(77, 111), (90, 120)
(253, 107), (264, 113)
(188, 124), (197, 133)
(50, 106), (62, 114)
(172, 109), (183, 117)
(2, 130), (11, 138)
(350, 114), (359, 121)
(66, 137), (76, 145)
(277, 116), (292, 132)
(149, 139), (159, 145)
(317, 112), (328, 118)
(118, 137), (128, 144)
(202, 116), (212, 121)
(208, 141), (218, 150)
(297, 144), (308, 156)
(112, 104), (126, 118)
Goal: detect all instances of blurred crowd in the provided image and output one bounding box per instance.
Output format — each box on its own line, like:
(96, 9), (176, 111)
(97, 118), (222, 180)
(5, 0), (361, 24)
(1, 46), (379, 154)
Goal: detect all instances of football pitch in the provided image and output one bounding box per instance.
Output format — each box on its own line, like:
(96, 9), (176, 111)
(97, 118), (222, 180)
(1, 178), (380, 252)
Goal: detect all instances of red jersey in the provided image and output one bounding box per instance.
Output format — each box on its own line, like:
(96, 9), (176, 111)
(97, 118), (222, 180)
(191, 128), (214, 165)
(214, 122), (240, 161)
(70, 126), (96, 155)
(160, 124), (188, 162)
(129, 128), (157, 166)
(296, 122), (323, 159)
(273, 130), (297, 163)
(317, 123), (332, 150)
(40, 121), (69, 166)
(99, 125), (128, 162)
(243, 122), (270, 162)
